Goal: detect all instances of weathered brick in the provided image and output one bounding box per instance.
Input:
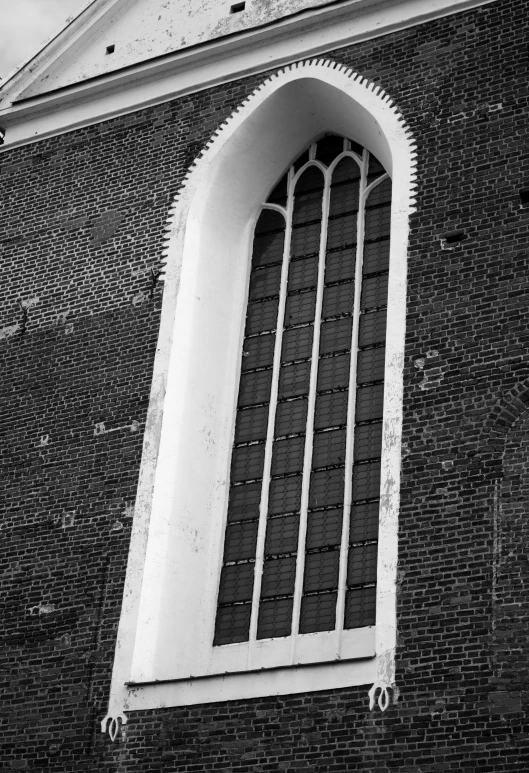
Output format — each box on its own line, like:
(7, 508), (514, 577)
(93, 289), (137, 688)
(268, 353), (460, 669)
(1, 0), (529, 770)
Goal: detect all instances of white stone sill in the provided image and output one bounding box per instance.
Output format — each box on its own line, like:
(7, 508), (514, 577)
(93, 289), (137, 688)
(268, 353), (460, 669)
(123, 656), (378, 709)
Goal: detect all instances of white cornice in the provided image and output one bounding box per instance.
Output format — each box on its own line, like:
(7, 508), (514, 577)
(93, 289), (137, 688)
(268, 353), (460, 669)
(0, 0), (496, 150)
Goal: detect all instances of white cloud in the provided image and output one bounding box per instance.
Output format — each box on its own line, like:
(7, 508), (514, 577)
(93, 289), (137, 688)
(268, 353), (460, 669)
(0, 0), (88, 81)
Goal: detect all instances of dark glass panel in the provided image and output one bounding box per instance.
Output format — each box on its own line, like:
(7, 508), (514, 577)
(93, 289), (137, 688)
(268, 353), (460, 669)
(366, 176), (392, 207)
(230, 442), (266, 483)
(350, 139), (364, 156)
(294, 165), (324, 193)
(292, 189), (324, 225)
(299, 592), (337, 634)
(362, 239), (390, 276)
(309, 467), (345, 509)
(249, 264), (282, 301)
(252, 231), (285, 268)
(316, 134), (345, 166)
(356, 347), (385, 385)
(319, 317), (353, 355)
(353, 422), (383, 462)
(223, 521), (260, 563)
(281, 325), (314, 363)
(268, 475), (302, 515)
(350, 502), (379, 543)
(275, 397), (308, 437)
(260, 555), (297, 598)
(317, 353), (351, 392)
(347, 542), (378, 586)
(267, 174), (288, 206)
(241, 333), (275, 372)
(278, 360), (311, 399)
(294, 148), (310, 172)
(288, 256), (319, 291)
(257, 597), (293, 639)
(322, 281), (355, 320)
(238, 368), (273, 407)
(358, 309), (387, 348)
(284, 290), (316, 327)
(303, 550), (340, 593)
(344, 586), (376, 629)
(235, 404), (269, 444)
(355, 384), (384, 423)
(227, 481), (262, 522)
(312, 428), (347, 469)
(329, 180), (360, 218)
(254, 208), (286, 236)
(351, 460), (381, 502)
(325, 248), (356, 284)
(360, 274), (388, 311)
(326, 214), (357, 251)
(271, 435), (305, 476)
(218, 563), (255, 604)
(245, 297), (279, 335)
(368, 154), (385, 176)
(314, 390), (348, 430)
(214, 603), (252, 646)
(306, 509), (343, 550)
(332, 155), (361, 185)
(291, 221), (322, 259)
(364, 204), (391, 241)
(265, 514), (300, 557)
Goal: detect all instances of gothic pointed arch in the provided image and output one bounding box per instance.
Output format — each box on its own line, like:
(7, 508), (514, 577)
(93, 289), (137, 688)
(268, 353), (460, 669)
(103, 59), (417, 737)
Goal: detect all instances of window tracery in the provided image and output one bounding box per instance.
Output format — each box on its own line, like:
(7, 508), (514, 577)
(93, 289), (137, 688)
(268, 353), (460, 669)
(215, 134), (391, 649)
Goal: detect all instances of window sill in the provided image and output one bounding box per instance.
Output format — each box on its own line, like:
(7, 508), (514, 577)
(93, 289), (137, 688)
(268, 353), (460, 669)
(124, 654), (377, 709)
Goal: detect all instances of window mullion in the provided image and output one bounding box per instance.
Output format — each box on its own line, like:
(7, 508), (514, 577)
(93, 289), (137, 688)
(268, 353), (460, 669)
(335, 149), (370, 654)
(289, 165), (332, 661)
(247, 168), (295, 661)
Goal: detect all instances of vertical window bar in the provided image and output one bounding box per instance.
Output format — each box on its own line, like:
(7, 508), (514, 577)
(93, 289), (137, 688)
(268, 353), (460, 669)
(289, 156), (331, 658)
(335, 148), (369, 653)
(247, 168), (294, 657)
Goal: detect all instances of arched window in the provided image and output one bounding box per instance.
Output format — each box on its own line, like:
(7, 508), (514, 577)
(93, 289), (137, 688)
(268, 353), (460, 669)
(215, 134), (391, 653)
(102, 63), (416, 733)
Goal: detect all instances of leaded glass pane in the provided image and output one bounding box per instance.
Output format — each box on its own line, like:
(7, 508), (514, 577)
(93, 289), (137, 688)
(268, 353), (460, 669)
(265, 514), (300, 556)
(344, 586), (376, 629)
(314, 391), (348, 430)
(268, 475), (303, 516)
(317, 353), (351, 392)
(223, 522), (260, 563)
(241, 334), (275, 372)
(303, 550), (340, 593)
(299, 592), (337, 634)
(275, 398), (308, 437)
(306, 509), (343, 550)
(234, 405), (269, 444)
(322, 281), (355, 319)
(284, 290), (317, 327)
(257, 598), (293, 639)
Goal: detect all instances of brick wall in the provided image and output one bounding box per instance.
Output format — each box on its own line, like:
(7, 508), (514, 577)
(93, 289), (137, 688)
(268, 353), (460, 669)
(1, 0), (529, 769)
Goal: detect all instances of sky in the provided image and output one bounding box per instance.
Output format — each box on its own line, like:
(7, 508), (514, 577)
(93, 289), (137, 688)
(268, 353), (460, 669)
(0, 0), (88, 82)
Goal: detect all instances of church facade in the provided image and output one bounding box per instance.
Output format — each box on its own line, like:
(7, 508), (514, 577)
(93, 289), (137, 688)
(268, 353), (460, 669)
(1, 0), (529, 769)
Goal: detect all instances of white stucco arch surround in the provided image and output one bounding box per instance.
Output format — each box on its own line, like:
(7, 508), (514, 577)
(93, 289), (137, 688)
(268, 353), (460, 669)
(102, 59), (417, 739)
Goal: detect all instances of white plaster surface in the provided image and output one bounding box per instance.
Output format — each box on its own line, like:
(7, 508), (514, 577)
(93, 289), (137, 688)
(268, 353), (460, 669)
(101, 60), (417, 731)
(21, 0), (337, 97)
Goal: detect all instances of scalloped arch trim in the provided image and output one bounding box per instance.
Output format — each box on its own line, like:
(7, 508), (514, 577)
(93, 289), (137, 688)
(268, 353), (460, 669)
(159, 58), (418, 278)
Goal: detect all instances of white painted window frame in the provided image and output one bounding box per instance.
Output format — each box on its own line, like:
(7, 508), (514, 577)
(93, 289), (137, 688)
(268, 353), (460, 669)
(101, 60), (417, 740)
